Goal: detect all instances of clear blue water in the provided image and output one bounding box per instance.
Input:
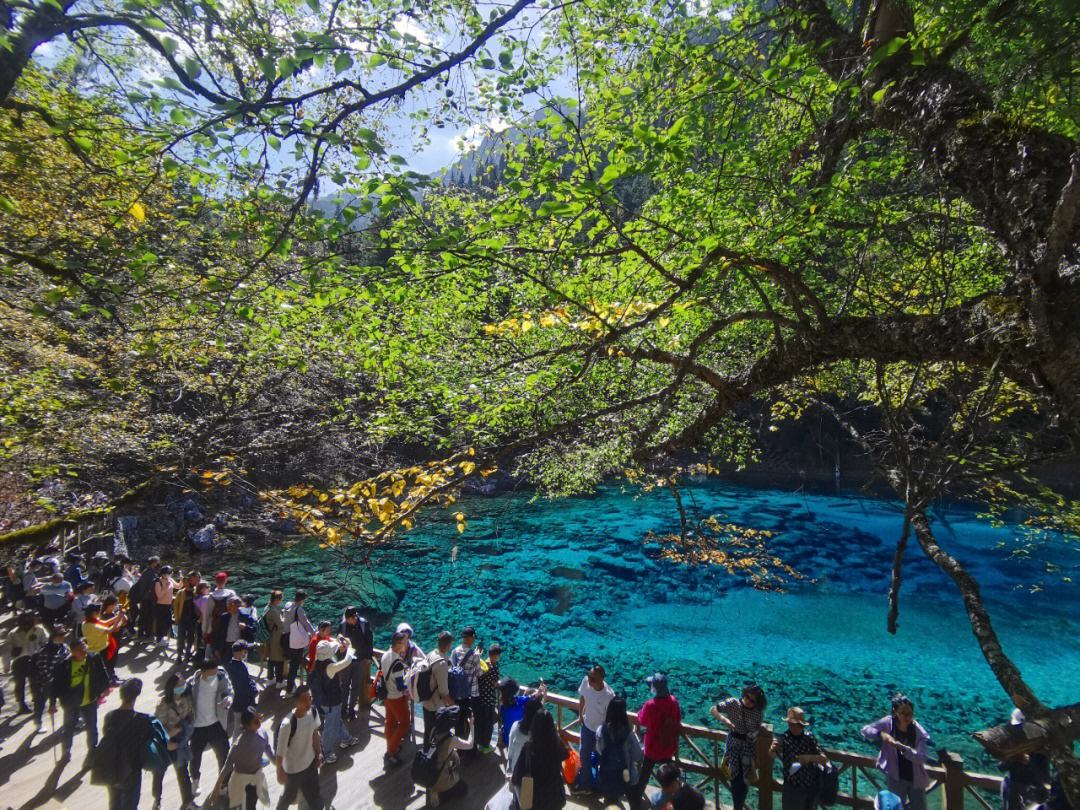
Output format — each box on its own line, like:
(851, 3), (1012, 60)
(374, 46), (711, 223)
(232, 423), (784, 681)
(220, 479), (1080, 772)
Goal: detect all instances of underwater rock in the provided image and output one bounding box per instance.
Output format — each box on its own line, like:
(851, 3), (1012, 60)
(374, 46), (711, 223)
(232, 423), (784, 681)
(549, 566), (587, 580)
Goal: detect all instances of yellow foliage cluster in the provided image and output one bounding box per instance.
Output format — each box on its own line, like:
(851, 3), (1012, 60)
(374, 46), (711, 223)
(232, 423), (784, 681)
(482, 300), (692, 338)
(265, 450), (496, 546)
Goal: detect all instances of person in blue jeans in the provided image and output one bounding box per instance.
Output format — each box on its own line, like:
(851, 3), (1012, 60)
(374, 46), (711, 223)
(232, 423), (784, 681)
(574, 663), (615, 792)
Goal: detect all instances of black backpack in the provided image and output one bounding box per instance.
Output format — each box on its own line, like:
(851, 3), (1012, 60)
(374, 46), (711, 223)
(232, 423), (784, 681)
(90, 712), (144, 785)
(411, 744), (446, 788)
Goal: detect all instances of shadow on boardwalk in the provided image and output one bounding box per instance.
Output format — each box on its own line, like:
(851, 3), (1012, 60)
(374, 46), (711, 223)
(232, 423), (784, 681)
(0, 643), (632, 810)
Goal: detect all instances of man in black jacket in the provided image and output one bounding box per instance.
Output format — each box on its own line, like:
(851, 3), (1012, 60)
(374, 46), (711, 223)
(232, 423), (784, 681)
(51, 637), (109, 760)
(30, 624), (69, 731)
(339, 606), (374, 719)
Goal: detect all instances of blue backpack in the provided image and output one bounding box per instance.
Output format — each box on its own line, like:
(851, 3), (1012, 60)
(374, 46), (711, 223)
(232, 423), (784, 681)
(143, 717), (176, 774)
(447, 649), (475, 701)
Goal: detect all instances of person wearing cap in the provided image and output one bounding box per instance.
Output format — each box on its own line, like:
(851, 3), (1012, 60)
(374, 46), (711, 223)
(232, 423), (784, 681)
(772, 707), (829, 810)
(710, 684), (767, 810)
(574, 663), (615, 792)
(310, 633), (358, 763)
(861, 694), (931, 810)
(379, 630), (411, 767)
(213, 706), (274, 809)
(474, 643), (502, 754)
(187, 659), (234, 795)
(423, 630), (456, 747)
(283, 590), (314, 693)
(338, 605), (374, 718)
(426, 704), (473, 806)
(653, 762), (705, 810)
(153, 565), (182, 649)
(633, 672), (683, 808)
(225, 641), (260, 737)
(498, 677), (539, 754)
(396, 621), (425, 663)
(998, 708), (1051, 810)
(451, 626), (483, 744)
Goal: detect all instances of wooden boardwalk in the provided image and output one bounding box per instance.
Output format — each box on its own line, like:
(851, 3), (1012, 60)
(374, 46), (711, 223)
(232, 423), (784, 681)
(0, 642), (605, 810)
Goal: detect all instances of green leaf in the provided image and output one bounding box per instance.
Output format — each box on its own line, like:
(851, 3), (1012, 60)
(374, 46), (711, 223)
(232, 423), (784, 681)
(334, 53), (353, 74)
(368, 53), (387, 68)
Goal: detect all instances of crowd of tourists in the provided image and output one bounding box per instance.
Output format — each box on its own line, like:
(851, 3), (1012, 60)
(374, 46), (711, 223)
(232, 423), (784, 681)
(0, 547), (1070, 810)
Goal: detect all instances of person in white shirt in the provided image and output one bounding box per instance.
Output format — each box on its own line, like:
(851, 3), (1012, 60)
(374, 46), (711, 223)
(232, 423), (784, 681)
(379, 631), (410, 768)
(187, 659), (233, 794)
(275, 685), (325, 810)
(574, 663), (615, 791)
(422, 631), (455, 747)
(283, 590), (314, 693)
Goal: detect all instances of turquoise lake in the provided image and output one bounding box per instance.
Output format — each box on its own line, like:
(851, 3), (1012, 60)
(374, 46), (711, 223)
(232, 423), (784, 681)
(220, 479), (1079, 772)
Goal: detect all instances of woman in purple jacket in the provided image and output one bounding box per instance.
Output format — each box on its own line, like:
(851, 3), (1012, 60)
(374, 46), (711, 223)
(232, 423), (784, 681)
(861, 694), (932, 810)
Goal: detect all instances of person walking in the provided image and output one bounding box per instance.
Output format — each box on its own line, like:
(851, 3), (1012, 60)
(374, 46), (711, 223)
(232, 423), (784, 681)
(99, 678), (155, 810)
(422, 630), (455, 747)
(379, 630), (411, 768)
(311, 634), (358, 764)
(29, 623), (69, 732)
(275, 686), (324, 810)
(51, 637), (109, 762)
(175, 571), (203, 664)
(595, 697), (644, 802)
(338, 606), (374, 718)
(283, 590), (313, 694)
(152, 673), (197, 810)
(773, 707), (829, 810)
(262, 590), (287, 690)
(574, 663), (615, 792)
(861, 694), (931, 810)
(633, 672), (682, 808)
(6, 612), (47, 713)
(214, 707), (274, 810)
(188, 659), (234, 796)
(710, 684), (767, 810)
(224, 641), (260, 736)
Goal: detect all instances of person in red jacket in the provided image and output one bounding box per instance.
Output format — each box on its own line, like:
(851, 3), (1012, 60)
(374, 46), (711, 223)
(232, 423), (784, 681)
(632, 672), (682, 810)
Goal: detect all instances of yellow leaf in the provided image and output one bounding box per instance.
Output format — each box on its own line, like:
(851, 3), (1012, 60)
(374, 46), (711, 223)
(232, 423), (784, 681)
(128, 202), (146, 222)
(460, 461), (476, 475)
(457, 521), (467, 534)
(453, 512), (465, 522)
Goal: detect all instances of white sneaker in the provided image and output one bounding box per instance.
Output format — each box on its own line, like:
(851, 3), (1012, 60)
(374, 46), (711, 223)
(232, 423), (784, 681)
(324, 752), (337, 764)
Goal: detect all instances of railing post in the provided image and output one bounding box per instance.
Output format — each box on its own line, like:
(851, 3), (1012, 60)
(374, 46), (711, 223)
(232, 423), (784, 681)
(941, 751), (966, 810)
(757, 723), (775, 810)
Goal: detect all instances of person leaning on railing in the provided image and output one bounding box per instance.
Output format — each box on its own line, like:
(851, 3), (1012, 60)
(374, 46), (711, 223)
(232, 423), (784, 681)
(861, 694), (931, 810)
(771, 707), (829, 810)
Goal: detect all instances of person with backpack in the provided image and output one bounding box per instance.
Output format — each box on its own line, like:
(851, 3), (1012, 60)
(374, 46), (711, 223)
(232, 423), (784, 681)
(262, 590), (287, 690)
(174, 571), (203, 664)
(152, 672), (196, 810)
(772, 706), (829, 810)
(633, 672), (682, 809)
(594, 697), (644, 802)
(861, 694), (931, 810)
(311, 634), (359, 763)
(379, 630), (411, 768)
(338, 606), (374, 718)
(417, 704), (472, 806)
(225, 641), (260, 736)
(511, 710), (570, 810)
(29, 623), (69, 732)
(449, 626), (482, 743)
(421, 630), (455, 747)
(188, 658), (234, 795)
(710, 683), (767, 810)
(275, 685), (324, 810)
(573, 663), (615, 793)
(205, 573), (240, 658)
(213, 707), (274, 809)
(283, 590), (313, 694)
(475, 643), (501, 754)
(51, 637), (109, 762)
(97, 678), (155, 810)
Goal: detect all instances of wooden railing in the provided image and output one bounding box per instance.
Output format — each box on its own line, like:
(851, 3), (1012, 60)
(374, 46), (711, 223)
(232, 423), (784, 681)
(543, 691), (1002, 810)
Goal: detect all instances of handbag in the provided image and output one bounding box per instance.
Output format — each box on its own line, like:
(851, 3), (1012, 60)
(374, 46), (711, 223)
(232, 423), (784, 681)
(562, 748), (581, 785)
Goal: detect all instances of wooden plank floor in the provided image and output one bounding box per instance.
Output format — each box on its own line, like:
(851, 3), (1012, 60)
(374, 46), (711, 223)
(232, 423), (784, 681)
(0, 641), (632, 810)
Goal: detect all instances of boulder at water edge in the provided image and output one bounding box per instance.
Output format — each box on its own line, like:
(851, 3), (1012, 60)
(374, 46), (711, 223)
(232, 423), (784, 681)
(192, 523), (219, 551)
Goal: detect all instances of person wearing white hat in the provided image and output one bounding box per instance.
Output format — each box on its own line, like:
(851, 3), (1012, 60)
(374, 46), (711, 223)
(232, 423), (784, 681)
(395, 622), (425, 663)
(771, 707), (829, 810)
(310, 635), (357, 764)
